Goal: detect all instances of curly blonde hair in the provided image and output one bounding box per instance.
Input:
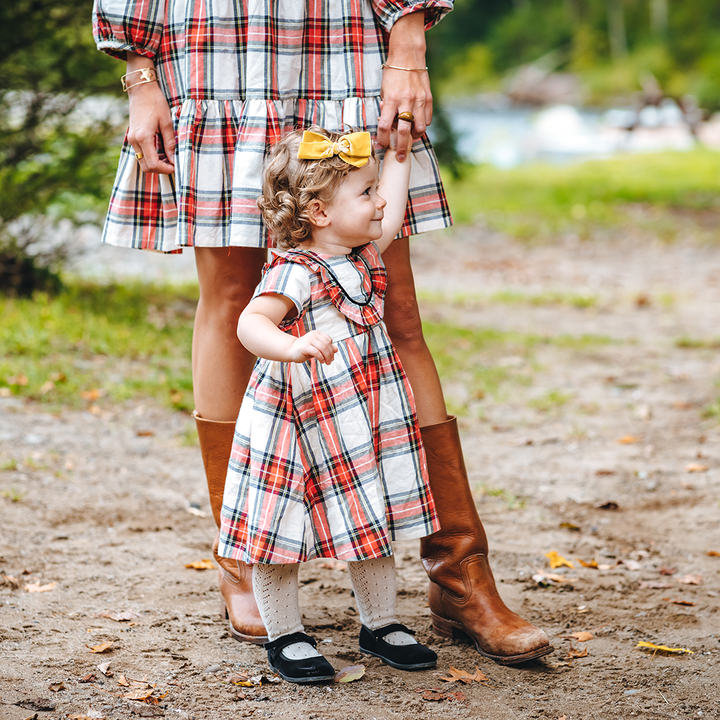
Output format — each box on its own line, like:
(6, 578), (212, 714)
(257, 126), (376, 249)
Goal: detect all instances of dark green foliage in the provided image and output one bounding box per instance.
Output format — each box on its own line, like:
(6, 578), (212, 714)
(428, 0), (720, 110)
(0, 1), (123, 295)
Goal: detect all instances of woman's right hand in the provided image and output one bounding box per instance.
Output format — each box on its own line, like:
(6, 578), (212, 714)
(126, 56), (176, 175)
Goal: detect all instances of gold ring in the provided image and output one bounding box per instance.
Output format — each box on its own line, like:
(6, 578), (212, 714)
(397, 111), (415, 123)
(135, 152), (143, 160)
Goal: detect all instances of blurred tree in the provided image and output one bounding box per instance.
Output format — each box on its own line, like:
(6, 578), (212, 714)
(0, 0), (121, 295)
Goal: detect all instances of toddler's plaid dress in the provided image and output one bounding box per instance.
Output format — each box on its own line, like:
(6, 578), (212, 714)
(218, 242), (439, 564)
(93, 0), (453, 252)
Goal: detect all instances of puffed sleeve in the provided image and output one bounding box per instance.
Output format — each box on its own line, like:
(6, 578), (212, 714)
(254, 257), (312, 318)
(92, 0), (165, 60)
(371, 0), (454, 33)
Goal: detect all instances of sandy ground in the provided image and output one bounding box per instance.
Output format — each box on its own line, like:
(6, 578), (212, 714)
(2, 224), (720, 719)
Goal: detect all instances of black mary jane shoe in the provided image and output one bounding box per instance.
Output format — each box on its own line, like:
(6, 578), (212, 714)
(359, 623), (437, 670)
(265, 632), (336, 684)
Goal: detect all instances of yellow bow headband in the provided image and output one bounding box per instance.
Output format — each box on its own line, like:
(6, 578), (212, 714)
(296, 130), (372, 168)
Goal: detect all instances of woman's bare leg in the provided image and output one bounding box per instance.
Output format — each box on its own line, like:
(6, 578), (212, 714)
(382, 237), (447, 426)
(192, 245), (269, 645)
(193, 246), (267, 419)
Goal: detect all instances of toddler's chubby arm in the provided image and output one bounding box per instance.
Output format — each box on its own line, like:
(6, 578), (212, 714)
(238, 294), (337, 365)
(375, 132), (414, 253)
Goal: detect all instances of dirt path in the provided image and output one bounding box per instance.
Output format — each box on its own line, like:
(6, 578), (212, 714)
(2, 228), (719, 719)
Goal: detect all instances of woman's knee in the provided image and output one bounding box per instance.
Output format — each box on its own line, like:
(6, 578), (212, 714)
(195, 247), (266, 320)
(385, 295), (426, 352)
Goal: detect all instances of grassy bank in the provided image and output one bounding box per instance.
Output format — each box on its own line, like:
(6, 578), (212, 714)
(443, 149), (720, 241)
(0, 282), (197, 412)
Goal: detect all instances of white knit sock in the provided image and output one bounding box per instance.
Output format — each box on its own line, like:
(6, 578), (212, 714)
(347, 555), (417, 647)
(252, 563), (321, 660)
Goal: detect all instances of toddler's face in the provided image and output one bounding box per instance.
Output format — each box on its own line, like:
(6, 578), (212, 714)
(321, 159), (387, 249)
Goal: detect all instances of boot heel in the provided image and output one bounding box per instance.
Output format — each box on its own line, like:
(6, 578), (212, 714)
(430, 611), (468, 641)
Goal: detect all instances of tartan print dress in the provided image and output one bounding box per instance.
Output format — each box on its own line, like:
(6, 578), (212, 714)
(217, 242), (439, 564)
(93, 0), (454, 252)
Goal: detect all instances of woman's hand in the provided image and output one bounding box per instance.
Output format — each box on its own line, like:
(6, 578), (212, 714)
(126, 53), (176, 175)
(377, 12), (432, 163)
(289, 331), (337, 365)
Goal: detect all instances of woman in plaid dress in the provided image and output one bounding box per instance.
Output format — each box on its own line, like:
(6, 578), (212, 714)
(217, 128), (439, 681)
(93, 0), (552, 665)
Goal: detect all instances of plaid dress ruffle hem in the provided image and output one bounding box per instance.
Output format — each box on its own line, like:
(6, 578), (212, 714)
(93, 0), (454, 252)
(218, 242), (439, 564)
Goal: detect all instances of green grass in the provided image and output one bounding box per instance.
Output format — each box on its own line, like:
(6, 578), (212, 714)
(423, 319), (616, 414)
(0, 281), (198, 412)
(443, 150), (720, 241)
(675, 336), (720, 350)
(418, 289), (600, 310)
(0, 280), (620, 418)
(528, 389), (573, 413)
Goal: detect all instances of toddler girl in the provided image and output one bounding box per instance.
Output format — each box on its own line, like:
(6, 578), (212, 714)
(218, 126), (439, 683)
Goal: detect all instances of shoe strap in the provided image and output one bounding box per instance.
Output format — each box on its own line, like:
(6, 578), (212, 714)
(264, 632), (317, 652)
(367, 623), (415, 640)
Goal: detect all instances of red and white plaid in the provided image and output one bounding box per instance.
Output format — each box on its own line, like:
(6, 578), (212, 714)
(218, 243), (439, 564)
(93, 0), (454, 252)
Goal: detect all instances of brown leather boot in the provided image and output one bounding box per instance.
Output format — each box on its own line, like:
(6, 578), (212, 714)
(420, 416), (552, 665)
(194, 411), (268, 645)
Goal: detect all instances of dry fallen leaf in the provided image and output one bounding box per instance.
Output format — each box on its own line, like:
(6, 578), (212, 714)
(80, 389), (103, 400)
(26, 582), (57, 593)
(617, 435), (640, 444)
(334, 664), (366, 683)
(117, 673), (129, 687)
(439, 666), (489, 684)
(639, 580), (673, 589)
(637, 641), (693, 655)
(95, 610), (141, 622)
(567, 632), (593, 642)
(418, 689), (449, 702)
(184, 559), (214, 570)
(595, 501), (619, 510)
(49, 682), (65, 692)
(565, 647), (588, 659)
(559, 522), (581, 531)
(545, 551), (574, 570)
(86, 641), (115, 654)
(707, 550), (720, 557)
(662, 598), (696, 607)
(685, 463), (709, 473)
(227, 672), (252, 686)
(97, 662), (112, 676)
(78, 674), (96, 683)
(676, 574), (702, 585)
(577, 559), (599, 569)
(659, 566), (677, 576)
(595, 469), (615, 476)
(136, 430), (155, 437)
(122, 689), (155, 701)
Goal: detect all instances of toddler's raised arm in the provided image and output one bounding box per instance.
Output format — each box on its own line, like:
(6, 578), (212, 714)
(375, 133), (414, 252)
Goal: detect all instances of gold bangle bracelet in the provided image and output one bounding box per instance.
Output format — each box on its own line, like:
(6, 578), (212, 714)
(381, 63), (428, 72)
(121, 67), (158, 92)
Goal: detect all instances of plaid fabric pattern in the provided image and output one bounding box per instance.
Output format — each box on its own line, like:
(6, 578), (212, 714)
(218, 243), (439, 564)
(93, 0), (453, 251)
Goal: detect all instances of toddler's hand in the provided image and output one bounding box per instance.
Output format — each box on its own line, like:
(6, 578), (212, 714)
(289, 331), (337, 365)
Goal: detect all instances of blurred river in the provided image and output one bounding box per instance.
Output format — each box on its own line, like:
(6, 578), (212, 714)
(443, 100), (713, 168)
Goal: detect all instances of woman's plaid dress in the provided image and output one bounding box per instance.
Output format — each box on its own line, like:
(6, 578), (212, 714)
(218, 243), (439, 564)
(93, 0), (453, 251)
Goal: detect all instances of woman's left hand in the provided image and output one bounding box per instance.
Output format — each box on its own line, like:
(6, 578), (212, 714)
(376, 12), (432, 163)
